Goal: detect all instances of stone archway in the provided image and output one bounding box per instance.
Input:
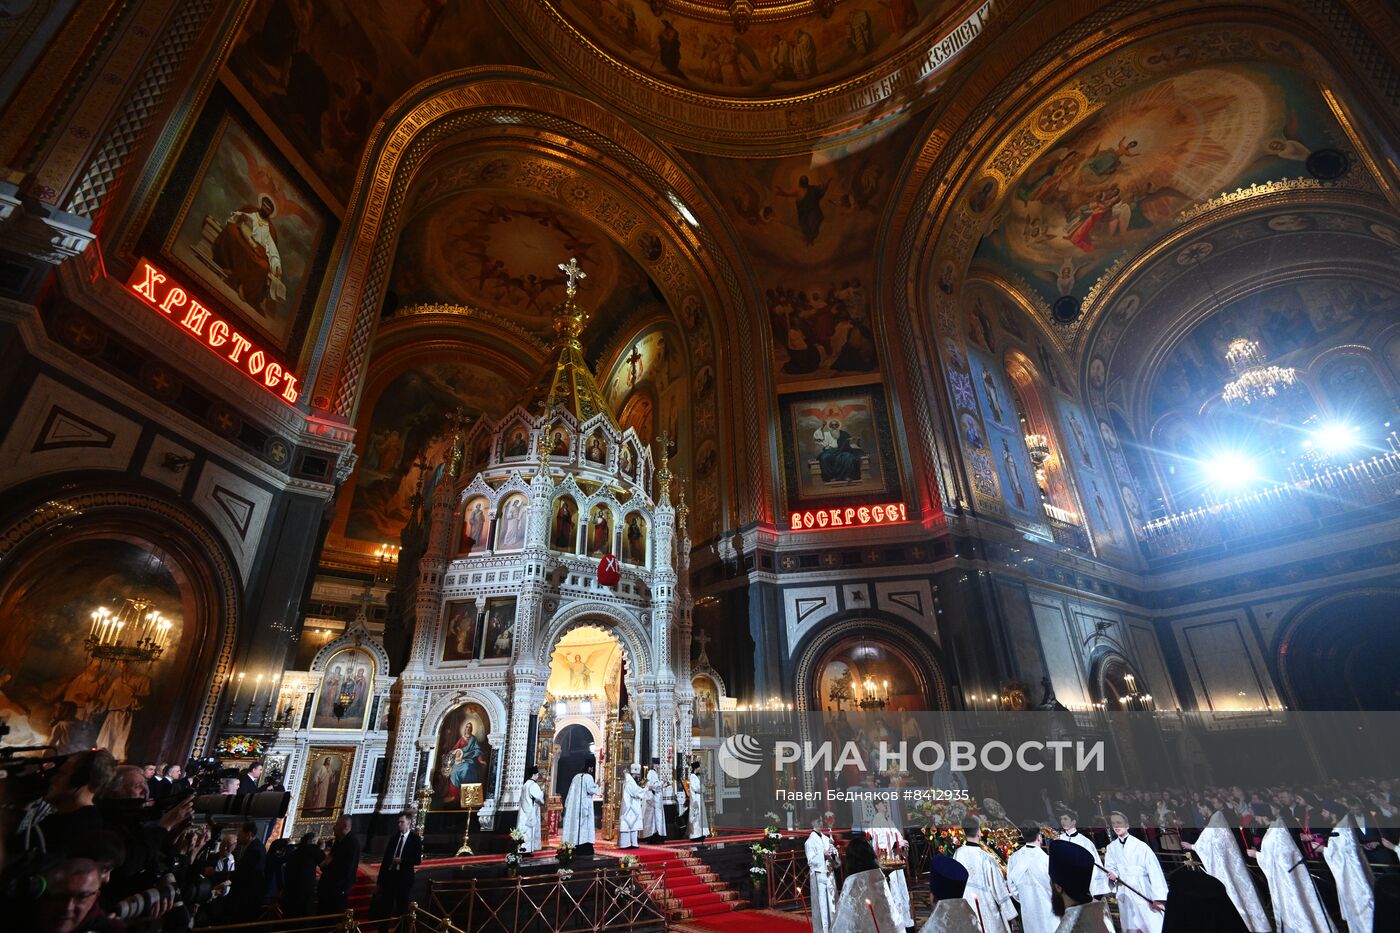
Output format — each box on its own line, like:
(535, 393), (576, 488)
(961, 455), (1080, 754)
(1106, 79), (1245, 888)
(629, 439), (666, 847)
(1278, 589), (1400, 711)
(793, 615), (950, 713)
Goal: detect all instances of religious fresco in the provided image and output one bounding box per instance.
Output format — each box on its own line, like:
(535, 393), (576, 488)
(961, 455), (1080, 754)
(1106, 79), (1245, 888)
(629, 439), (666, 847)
(603, 327), (683, 412)
(458, 496), (491, 557)
(495, 493), (529, 550)
(779, 386), (901, 511)
(311, 647), (374, 730)
(551, 496), (579, 551)
(691, 674), (718, 737)
(434, 702), (492, 806)
(1151, 279), (1398, 418)
(0, 539), (187, 762)
(548, 0), (958, 98)
(587, 504), (614, 557)
(162, 110), (328, 350)
(816, 642), (925, 713)
(480, 597), (517, 661)
(974, 64), (1340, 306)
(227, 0), (533, 202)
(344, 361), (517, 543)
(299, 746), (354, 815)
(622, 512), (647, 565)
(968, 347), (1040, 522)
(688, 123), (918, 388)
(441, 600), (478, 663)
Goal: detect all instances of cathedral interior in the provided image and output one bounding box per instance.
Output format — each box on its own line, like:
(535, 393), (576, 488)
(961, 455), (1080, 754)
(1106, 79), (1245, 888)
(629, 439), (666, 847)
(4, 0), (1400, 881)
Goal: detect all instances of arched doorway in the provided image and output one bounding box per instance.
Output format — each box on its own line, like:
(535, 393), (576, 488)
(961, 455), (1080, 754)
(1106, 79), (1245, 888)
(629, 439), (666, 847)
(795, 616), (949, 714)
(1280, 592), (1400, 710)
(553, 723), (596, 796)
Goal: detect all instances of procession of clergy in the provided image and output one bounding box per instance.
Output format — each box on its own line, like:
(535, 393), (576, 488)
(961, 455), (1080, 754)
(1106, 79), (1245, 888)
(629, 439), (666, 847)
(514, 756), (712, 857)
(804, 804), (1378, 933)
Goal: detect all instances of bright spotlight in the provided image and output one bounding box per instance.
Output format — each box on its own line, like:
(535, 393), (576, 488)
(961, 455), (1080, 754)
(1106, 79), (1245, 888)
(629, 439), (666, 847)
(1312, 421), (1359, 456)
(1200, 451), (1259, 492)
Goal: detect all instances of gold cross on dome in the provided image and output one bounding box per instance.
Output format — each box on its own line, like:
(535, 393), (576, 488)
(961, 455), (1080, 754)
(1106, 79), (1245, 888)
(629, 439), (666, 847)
(558, 257), (586, 296)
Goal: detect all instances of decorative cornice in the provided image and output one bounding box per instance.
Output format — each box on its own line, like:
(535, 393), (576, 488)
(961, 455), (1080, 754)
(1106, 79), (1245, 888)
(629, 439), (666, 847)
(391, 302), (551, 355)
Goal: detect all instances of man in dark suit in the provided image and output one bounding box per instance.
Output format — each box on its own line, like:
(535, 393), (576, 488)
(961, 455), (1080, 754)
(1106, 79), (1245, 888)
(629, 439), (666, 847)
(370, 812), (422, 922)
(230, 821), (267, 920)
(237, 762), (264, 795)
(281, 832), (323, 918)
(318, 815), (361, 914)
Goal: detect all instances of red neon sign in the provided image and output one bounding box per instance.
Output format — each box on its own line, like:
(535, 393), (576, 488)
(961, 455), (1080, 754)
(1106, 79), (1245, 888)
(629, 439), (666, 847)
(125, 258), (301, 405)
(789, 502), (907, 530)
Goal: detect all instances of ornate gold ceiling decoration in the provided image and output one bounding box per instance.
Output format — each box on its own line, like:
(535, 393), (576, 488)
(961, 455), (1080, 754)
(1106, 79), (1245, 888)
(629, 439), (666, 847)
(489, 0), (1002, 151)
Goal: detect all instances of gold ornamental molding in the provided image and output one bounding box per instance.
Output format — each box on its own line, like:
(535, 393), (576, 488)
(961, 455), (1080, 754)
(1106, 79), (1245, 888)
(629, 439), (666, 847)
(491, 0), (1004, 153)
(391, 303), (553, 357)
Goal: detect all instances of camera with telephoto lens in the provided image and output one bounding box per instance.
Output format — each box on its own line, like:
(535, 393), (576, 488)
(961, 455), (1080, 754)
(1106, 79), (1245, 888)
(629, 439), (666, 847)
(109, 871), (228, 923)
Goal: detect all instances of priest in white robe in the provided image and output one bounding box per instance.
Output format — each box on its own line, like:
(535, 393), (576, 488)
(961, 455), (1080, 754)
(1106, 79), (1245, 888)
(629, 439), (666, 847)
(618, 763), (646, 849)
(954, 817), (1017, 933)
(920, 855), (982, 933)
(1103, 812), (1167, 933)
(805, 818), (838, 933)
(1247, 808), (1335, 933)
(1318, 804), (1374, 933)
(642, 757), (667, 842)
(1058, 809), (1116, 931)
(686, 761), (710, 841)
(517, 766), (546, 853)
(1007, 825), (1058, 933)
(1180, 811), (1271, 931)
(1049, 840), (1114, 933)
(866, 800), (913, 929)
(834, 834), (901, 932)
(561, 761), (600, 853)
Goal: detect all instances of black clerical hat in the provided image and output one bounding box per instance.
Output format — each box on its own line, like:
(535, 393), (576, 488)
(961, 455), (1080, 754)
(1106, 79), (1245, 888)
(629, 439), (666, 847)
(928, 855), (968, 900)
(1047, 839), (1093, 901)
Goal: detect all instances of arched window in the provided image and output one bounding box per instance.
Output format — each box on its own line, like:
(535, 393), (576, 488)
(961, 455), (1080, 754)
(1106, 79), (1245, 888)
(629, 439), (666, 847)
(1005, 354), (1081, 532)
(1315, 353), (1395, 447)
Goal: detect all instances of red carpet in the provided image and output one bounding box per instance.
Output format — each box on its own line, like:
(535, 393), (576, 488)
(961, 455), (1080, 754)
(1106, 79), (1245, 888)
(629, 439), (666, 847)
(631, 843), (748, 921)
(676, 907), (812, 932)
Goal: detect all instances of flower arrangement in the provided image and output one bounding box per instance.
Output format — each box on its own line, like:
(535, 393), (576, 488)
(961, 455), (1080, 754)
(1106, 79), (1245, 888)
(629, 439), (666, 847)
(557, 868), (574, 878)
(748, 842), (770, 885)
(556, 842), (575, 869)
(215, 736), (264, 758)
(505, 828), (526, 875)
(619, 854), (640, 873)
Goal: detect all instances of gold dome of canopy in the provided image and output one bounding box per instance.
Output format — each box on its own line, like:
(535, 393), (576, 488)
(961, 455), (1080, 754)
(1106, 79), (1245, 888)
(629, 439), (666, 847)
(518, 258), (618, 429)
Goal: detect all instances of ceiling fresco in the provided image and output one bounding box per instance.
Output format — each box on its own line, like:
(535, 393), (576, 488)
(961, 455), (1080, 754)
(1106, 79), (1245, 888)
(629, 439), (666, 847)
(227, 0), (535, 204)
(971, 63), (1341, 308)
(543, 0), (962, 98)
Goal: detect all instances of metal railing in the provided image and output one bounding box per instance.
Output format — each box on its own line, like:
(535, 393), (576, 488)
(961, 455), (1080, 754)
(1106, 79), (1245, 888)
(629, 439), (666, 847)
(764, 849), (809, 912)
(428, 866), (669, 932)
(1140, 449), (1400, 559)
(195, 904), (466, 932)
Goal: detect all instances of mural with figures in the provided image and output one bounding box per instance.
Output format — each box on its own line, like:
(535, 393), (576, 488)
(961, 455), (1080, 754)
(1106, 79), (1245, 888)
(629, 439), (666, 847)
(165, 110), (328, 350)
(687, 122), (921, 387)
(816, 643), (926, 713)
(779, 387), (901, 512)
(968, 347), (1040, 521)
(345, 362), (517, 543)
(974, 64), (1340, 305)
(311, 647), (375, 730)
(227, 0), (532, 201)
(550, 0), (963, 98)
(434, 702), (492, 807)
(0, 540), (188, 762)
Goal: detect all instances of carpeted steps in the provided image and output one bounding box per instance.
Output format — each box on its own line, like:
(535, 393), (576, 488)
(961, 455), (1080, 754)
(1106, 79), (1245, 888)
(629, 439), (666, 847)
(631, 844), (748, 921)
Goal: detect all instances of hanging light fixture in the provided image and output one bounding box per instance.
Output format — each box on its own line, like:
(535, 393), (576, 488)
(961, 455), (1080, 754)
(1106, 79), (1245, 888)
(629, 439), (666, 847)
(1221, 337), (1297, 406)
(86, 597), (172, 663)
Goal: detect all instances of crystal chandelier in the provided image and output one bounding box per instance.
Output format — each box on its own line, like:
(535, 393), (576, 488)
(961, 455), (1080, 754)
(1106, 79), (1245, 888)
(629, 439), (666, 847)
(857, 674), (889, 711)
(86, 597), (172, 663)
(1222, 338), (1297, 406)
(1024, 433), (1051, 467)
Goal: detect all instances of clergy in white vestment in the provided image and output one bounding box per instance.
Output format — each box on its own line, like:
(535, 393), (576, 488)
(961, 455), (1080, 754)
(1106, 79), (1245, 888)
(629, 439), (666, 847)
(1318, 806), (1374, 933)
(1247, 808), (1336, 933)
(1048, 839), (1114, 933)
(561, 761), (600, 851)
(618, 764), (646, 849)
(1058, 809), (1116, 931)
(833, 834), (901, 932)
(1179, 811), (1271, 931)
(1103, 812), (1168, 933)
(642, 757), (667, 842)
(954, 817), (1017, 933)
(919, 855), (982, 933)
(1007, 825), (1058, 933)
(686, 761), (710, 841)
(517, 766), (546, 853)
(867, 800), (913, 929)
(805, 818), (838, 933)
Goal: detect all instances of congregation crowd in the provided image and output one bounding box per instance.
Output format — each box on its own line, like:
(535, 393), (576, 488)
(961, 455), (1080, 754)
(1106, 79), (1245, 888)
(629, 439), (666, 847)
(0, 751), (421, 932)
